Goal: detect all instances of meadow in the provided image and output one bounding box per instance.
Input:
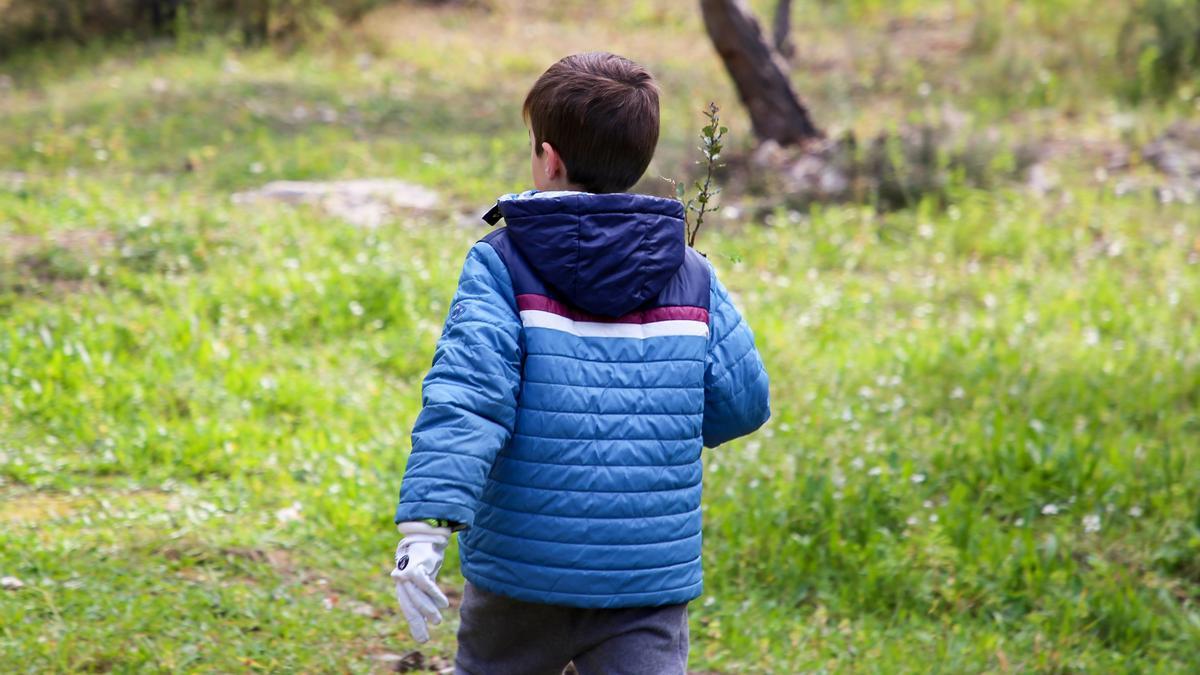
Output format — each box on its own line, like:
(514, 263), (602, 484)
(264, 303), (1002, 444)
(2, 0), (1199, 671)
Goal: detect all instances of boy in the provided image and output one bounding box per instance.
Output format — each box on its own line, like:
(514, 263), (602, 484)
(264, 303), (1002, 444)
(390, 52), (770, 675)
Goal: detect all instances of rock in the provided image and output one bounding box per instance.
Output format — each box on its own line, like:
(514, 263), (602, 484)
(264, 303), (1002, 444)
(232, 179), (441, 228)
(1144, 121), (1200, 179)
(346, 600), (378, 618)
(1026, 163), (1059, 196)
(0, 171), (26, 190)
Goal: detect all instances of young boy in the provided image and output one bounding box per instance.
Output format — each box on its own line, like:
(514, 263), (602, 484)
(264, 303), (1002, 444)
(390, 52), (770, 675)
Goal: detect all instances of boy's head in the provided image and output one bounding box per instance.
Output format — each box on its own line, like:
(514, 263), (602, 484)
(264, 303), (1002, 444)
(524, 52), (660, 194)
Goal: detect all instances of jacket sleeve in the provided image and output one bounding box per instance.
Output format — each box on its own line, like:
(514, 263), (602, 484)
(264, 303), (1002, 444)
(702, 265), (770, 448)
(394, 242), (523, 527)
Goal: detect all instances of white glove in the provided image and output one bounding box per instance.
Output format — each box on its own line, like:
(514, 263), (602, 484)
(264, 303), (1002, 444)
(391, 521), (452, 643)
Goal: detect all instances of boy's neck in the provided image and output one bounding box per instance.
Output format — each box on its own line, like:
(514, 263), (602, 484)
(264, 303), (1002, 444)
(541, 179), (586, 193)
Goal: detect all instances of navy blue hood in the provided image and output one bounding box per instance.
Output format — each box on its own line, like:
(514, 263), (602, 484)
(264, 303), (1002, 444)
(494, 191), (687, 317)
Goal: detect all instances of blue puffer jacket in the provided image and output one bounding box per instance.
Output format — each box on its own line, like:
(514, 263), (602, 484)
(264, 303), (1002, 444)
(395, 191), (770, 608)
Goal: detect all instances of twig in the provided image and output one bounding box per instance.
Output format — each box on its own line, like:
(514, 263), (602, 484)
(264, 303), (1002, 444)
(662, 102), (728, 250)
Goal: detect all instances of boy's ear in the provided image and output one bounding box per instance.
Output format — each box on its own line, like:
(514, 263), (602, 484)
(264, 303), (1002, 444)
(541, 141), (567, 182)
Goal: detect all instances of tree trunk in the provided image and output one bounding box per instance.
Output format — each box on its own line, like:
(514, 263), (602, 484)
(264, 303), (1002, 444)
(773, 0), (795, 60)
(700, 0), (821, 146)
(237, 0), (270, 46)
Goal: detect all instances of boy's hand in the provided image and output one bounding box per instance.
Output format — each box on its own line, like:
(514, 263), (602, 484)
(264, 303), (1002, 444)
(391, 521), (452, 643)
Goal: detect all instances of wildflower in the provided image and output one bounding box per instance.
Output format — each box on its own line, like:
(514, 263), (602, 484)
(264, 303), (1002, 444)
(1082, 514), (1101, 534)
(911, 473), (926, 484)
(275, 502), (303, 524)
(1128, 505), (1143, 518)
(1041, 503), (1059, 516)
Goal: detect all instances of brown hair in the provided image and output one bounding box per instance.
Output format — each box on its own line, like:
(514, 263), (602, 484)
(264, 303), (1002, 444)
(523, 52), (660, 194)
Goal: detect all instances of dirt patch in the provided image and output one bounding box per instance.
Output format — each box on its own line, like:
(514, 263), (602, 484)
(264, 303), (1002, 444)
(0, 490), (84, 524)
(370, 649), (454, 673)
(160, 541), (298, 573)
(0, 228), (115, 258)
(885, 14), (971, 64)
(0, 228), (115, 295)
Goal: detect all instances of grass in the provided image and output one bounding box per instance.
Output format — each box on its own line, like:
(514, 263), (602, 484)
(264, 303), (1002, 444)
(2, 0), (1199, 671)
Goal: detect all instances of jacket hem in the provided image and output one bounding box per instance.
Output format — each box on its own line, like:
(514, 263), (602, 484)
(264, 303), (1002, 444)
(461, 567), (703, 608)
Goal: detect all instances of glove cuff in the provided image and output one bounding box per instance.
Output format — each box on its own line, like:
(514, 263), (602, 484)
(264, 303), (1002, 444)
(397, 520), (452, 544)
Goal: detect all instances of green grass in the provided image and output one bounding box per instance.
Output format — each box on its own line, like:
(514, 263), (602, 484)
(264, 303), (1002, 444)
(2, 0), (1200, 672)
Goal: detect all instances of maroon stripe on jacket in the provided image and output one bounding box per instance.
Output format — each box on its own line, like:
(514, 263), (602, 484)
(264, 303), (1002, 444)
(516, 294), (709, 325)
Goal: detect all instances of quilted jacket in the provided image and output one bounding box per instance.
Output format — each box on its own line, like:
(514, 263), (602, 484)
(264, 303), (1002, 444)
(394, 190), (770, 608)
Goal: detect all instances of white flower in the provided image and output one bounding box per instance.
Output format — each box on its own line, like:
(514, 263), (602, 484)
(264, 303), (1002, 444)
(1014, 517), (1025, 527)
(275, 502), (303, 524)
(1041, 503), (1059, 516)
(911, 473), (926, 484)
(950, 386), (965, 400)
(868, 466), (883, 477)
(1082, 514), (1101, 534)
(906, 516), (919, 527)
(928, 513), (939, 523)
(348, 301), (364, 317)
(1128, 505), (1143, 518)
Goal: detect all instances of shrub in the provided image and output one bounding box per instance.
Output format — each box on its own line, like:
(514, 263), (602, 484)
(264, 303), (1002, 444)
(0, 0), (394, 55)
(1118, 0), (1200, 102)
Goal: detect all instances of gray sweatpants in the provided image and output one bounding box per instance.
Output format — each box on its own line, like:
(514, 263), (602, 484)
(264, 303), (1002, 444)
(454, 582), (689, 675)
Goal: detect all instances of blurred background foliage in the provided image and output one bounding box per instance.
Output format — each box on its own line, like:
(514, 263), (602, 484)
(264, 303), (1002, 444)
(1, 0), (1198, 102)
(1, 0), (1199, 672)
